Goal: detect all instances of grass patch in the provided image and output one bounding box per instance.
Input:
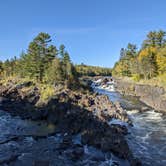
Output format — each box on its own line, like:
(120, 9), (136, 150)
(139, 73), (166, 90)
(116, 74), (166, 90)
(38, 84), (55, 104)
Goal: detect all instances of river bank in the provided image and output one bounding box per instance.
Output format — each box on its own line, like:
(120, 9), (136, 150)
(94, 86), (166, 166)
(114, 78), (166, 113)
(0, 79), (141, 166)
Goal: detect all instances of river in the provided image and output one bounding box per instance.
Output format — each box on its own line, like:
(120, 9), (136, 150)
(95, 87), (166, 166)
(0, 108), (131, 166)
(0, 83), (166, 165)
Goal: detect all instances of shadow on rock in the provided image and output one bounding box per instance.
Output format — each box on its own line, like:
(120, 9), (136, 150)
(0, 83), (141, 166)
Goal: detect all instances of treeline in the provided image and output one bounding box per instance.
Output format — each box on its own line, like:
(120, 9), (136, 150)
(76, 64), (112, 76)
(112, 30), (166, 80)
(0, 32), (112, 89)
(0, 32), (78, 89)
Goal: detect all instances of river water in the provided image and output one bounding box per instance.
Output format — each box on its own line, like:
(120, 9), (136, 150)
(0, 109), (130, 166)
(0, 85), (166, 165)
(95, 88), (166, 166)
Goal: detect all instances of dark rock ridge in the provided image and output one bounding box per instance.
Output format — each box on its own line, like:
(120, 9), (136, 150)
(0, 81), (141, 165)
(115, 79), (166, 113)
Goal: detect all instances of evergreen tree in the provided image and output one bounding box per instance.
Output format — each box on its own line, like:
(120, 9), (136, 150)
(59, 44), (65, 59)
(45, 58), (63, 84)
(0, 61), (3, 76)
(120, 48), (126, 60)
(126, 43), (137, 57)
(142, 30), (166, 48)
(0, 32), (82, 90)
(24, 32), (53, 82)
(3, 59), (12, 77)
(62, 51), (71, 80)
(156, 30), (166, 47)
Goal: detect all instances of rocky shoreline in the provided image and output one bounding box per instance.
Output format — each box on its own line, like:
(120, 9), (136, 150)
(0, 80), (141, 165)
(114, 78), (166, 113)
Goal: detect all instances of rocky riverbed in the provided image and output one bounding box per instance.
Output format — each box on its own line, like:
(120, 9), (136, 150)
(0, 80), (141, 166)
(92, 77), (166, 166)
(114, 78), (166, 113)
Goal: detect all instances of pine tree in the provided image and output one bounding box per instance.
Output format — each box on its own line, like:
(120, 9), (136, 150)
(59, 44), (65, 59)
(120, 48), (126, 60)
(24, 32), (53, 82)
(3, 59), (12, 77)
(0, 61), (3, 76)
(142, 30), (166, 48)
(45, 58), (63, 84)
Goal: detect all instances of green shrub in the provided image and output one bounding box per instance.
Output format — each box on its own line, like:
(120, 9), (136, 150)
(132, 74), (141, 82)
(39, 84), (55, 103)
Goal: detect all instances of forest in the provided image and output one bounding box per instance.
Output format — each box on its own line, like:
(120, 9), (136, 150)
(112, 30), (166, 85)
(75, 64), (112, 76)
(0, 32), (112, 89)
(1, 30), (165, 89)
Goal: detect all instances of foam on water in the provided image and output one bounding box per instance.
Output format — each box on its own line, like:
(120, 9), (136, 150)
(143, 111), (163, 121)
(83, 145), (129, 166)
(108, 118), (128, 127)
(94, 79), (102, 83)
(127, 109), (139, 115)
(93, 85), (166, 166)
(95, 84), (115, 92)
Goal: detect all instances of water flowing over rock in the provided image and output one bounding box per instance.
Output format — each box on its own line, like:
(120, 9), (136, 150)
(92, 77), (166, 166)
(0, 81), (141, 165)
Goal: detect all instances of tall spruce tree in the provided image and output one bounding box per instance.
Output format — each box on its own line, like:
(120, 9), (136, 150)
(24, 32), (53, 82)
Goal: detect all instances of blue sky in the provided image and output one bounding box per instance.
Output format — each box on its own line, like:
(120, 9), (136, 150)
(0, 0), (166, 67)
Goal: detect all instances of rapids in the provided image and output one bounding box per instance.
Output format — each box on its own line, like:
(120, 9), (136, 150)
(94, 84), (166, 166)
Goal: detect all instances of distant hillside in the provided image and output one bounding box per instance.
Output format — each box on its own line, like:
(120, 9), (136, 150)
(75, 64), (112, 76)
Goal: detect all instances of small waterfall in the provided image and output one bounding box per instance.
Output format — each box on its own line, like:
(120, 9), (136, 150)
(92, 82), (166, 166)
(92, 77), (115, 92)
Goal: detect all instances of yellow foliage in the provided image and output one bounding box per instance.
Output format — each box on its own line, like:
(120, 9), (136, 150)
(0, 76), (20, 86)
(139, 73), (166, 90)
(156, 47), (166, 74)
(132, 74), (141, 82)
(138, 47), (157, 61)
(112, 61), (124, 76)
